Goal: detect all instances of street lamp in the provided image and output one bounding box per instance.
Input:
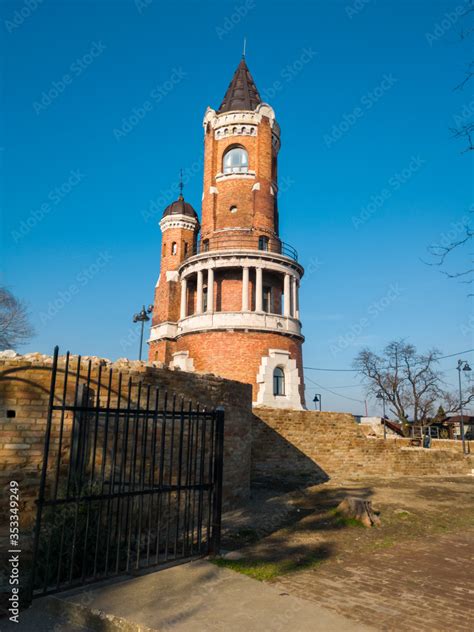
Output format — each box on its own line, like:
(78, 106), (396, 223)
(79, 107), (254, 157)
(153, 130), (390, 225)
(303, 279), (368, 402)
(376, 391), (387, 440)
(133, 305), (153, 361)
(457, 359), (472, 454)
(313, 394), (321, 411)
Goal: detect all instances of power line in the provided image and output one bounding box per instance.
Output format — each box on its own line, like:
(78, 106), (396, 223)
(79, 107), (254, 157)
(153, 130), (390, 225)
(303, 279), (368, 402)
(303, 348), (474, 373)
(305, 375), (365, 404)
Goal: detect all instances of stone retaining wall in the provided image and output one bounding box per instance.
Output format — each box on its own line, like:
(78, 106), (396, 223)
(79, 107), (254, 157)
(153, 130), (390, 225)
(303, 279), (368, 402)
(252, 408), (474, 481)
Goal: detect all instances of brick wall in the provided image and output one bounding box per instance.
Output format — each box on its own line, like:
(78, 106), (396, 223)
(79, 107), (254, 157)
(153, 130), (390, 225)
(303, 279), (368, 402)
(0, 352), (253, 596)
(176, 330), (305, 403)
(252, 408), (474, 481)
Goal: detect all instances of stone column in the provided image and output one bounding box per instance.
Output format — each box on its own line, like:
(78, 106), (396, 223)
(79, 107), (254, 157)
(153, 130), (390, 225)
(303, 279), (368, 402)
(196, 270), (203, 313)
(295, 279), (300, 319)
(242, 266), (249, 311)
(291, 276), (298, 318)
(283, 273), (290, 317)
(207, 267), (214, 313)
(255, 267), (263, 312)
(180, 278), (187, 320)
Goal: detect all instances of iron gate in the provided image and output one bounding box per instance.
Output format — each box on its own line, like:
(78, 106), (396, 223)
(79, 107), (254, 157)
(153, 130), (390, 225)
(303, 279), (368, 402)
(31, 347), (224, 597)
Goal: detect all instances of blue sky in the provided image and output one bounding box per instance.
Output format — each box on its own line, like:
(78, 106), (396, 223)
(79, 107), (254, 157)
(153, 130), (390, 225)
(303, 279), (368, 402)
(1, 0), (473, 414)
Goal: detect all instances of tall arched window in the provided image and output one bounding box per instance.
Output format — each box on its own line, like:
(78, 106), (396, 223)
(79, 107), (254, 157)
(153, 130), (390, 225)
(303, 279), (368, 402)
(273, 367), (285, 396)
(223, 147), (248, 174)
(171, 242), (177, 255)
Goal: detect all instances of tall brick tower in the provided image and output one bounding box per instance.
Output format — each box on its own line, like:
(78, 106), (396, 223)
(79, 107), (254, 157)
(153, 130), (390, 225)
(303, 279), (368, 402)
(149, 58), (305, 409)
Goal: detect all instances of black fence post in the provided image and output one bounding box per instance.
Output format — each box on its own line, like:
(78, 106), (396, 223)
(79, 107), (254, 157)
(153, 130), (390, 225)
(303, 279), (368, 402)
(209, 407), (224, 556)
(29, 346), (59, 600)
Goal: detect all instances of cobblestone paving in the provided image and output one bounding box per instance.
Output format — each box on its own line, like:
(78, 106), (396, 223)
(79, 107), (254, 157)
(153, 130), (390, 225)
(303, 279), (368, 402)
(275, 530), (474, 632)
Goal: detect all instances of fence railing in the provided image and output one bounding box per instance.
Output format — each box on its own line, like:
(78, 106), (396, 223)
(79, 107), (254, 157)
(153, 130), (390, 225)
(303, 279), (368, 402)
(30, 347), (224, 597)
(187, 235), (298, 262)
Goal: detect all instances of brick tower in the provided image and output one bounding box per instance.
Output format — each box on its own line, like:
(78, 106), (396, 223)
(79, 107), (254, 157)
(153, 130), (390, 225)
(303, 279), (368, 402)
(149, 58), (305, 409)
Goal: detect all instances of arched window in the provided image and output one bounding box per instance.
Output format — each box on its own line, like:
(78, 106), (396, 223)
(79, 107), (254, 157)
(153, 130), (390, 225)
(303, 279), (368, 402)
(273, 367), (285, 396)
(223, 146), (248, 174)
(171, 242), (177, 255)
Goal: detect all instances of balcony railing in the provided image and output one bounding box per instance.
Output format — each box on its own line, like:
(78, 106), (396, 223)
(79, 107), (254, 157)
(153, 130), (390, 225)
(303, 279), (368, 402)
(186, 235), (298, 261)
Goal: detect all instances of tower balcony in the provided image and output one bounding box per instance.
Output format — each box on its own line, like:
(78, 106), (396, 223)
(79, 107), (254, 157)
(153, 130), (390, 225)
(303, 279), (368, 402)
(186, 235), (298, 263)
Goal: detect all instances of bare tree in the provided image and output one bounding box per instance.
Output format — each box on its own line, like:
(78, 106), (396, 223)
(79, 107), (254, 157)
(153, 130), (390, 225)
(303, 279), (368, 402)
(452, 0), (474, 152)
(0, 287), (34, 350)
(426, 1), (473, 285)
(353, 340), (473, 425)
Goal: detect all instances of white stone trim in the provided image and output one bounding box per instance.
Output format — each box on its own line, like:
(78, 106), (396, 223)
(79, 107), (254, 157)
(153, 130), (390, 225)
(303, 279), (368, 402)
(215, 170), (256, 183)
(215, 125), (257, 140)
(255, 349), (303, 409)
(209, 186), (219, 195)
(252, 182), (261, 192)
(177, 311), (302, 338)
(166, 271), (179, 282)
(203, 106), (281, 151)
(149, 322), (178, 341)
(180, 251), (303, 281)
(170, 351), (195, 372)
(159, 214), (198, 233)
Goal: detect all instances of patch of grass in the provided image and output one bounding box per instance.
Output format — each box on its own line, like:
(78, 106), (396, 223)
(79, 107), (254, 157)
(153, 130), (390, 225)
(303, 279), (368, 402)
(333, 516), (365, 529)
(212, 553), (325, 581)
(328, 507), (365, 529)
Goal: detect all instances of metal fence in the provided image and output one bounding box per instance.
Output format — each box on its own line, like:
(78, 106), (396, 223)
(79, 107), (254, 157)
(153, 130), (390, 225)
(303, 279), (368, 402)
(30, 347), (224, 597)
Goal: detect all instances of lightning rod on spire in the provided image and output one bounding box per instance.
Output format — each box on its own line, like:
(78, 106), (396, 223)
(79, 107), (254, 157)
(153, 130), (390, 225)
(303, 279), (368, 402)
(243, 37), (247, 58)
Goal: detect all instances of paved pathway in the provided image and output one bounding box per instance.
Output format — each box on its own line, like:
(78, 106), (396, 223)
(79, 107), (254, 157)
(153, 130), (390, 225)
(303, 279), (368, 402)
(275, 531), (474, 632)
(20, 560), (370, 632)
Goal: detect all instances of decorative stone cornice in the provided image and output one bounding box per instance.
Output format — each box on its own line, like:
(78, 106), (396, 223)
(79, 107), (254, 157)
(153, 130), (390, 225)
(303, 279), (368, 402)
(203, 103), (281, 150)
(179, 250), (304, 279)
(215, 170), (256, 183)
(159, 213), (199, 233)
(149, 312), (303, 343)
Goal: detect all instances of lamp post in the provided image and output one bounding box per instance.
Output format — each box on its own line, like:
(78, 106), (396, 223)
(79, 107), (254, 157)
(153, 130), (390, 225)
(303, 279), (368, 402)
(313, 394), (321, 411)
(376, 391), (387, 440)
(457, 359), (472, 454)
(133, 305), (153, 361)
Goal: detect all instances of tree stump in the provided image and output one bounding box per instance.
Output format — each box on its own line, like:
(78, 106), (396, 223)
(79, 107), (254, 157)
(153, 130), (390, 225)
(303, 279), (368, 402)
(336, 496), (381, 527)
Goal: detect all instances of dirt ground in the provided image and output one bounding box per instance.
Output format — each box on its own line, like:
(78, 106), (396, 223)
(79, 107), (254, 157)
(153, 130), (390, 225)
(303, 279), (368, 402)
(220, 476), (474, 631)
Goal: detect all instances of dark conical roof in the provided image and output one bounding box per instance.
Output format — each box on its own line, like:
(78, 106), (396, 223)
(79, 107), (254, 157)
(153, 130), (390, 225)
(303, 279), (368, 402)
(218, 58), (262, 114)
(162, 195), (198, 219)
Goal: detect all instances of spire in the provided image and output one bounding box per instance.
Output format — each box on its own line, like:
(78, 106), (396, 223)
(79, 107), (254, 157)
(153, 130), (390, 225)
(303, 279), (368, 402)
(178, 168), (184, 199)
(217, 58), (262, 114)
